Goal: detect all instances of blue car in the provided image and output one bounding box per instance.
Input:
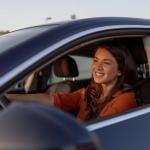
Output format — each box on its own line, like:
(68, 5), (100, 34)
(0, 17), (150, 149)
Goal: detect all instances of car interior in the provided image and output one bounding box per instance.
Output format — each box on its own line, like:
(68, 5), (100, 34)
(3, 36), (150, 119)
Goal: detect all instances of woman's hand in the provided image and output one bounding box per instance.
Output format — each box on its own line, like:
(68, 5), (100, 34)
(46, 84), (58, 105)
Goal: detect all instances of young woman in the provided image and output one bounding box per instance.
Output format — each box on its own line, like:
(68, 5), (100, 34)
(6, 42), (137, 121)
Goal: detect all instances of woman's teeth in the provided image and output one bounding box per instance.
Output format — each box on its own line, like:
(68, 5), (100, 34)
(95, 72), (104, 77)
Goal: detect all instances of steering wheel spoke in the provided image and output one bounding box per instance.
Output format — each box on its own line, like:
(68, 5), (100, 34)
(0, 96), (11, 109)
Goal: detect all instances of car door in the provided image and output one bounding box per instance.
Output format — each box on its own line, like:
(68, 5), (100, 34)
(87, 105), (150, 150)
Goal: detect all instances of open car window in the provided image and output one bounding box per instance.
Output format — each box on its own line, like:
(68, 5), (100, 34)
(2, 29), (150, 124)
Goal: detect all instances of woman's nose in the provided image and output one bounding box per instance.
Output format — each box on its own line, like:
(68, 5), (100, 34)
(96, 62), (103, 70)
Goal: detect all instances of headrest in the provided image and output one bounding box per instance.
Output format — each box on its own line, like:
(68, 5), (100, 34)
(53, 56), (79, 77)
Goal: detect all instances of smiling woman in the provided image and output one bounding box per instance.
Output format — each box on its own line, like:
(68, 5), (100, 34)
(5, 41), (138, 122)
(52, 42), (137, 121)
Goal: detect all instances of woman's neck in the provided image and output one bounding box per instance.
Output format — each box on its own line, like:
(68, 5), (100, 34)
(101, 80), (117, 101)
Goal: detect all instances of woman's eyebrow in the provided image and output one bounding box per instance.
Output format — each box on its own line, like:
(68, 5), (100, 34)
(102, 59), (114, 62)
(94, 57), (114, 62)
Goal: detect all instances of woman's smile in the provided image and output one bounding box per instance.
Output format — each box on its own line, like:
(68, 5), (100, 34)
(95, 71), (104, 78)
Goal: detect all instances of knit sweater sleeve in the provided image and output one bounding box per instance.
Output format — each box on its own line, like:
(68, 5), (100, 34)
(53, 88), (86, 111)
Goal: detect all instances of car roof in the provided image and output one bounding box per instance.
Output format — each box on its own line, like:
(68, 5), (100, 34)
(1, 17), (150, 58)
(1, 16), (150, 54)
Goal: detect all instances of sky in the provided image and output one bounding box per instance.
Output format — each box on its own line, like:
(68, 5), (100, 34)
(0, 0), (150, 31)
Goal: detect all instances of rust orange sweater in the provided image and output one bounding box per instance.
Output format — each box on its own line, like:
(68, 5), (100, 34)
(53, 88), (137, 121)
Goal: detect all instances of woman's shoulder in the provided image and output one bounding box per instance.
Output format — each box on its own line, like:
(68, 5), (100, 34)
(112, 90), (137, 107)
(113, 89), (135, 97)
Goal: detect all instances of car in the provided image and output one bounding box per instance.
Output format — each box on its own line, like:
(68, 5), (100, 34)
(1, 17), (150, 149)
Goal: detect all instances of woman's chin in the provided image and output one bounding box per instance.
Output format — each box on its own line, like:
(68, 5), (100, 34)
(94, 79), (103, 84)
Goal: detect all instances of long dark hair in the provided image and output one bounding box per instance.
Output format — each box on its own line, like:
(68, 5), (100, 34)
(85, 41), (137, 120)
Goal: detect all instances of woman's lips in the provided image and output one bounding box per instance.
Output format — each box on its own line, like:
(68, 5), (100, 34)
(95, 71), (104, 77)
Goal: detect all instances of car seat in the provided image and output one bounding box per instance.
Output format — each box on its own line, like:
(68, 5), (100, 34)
(131, 37), (150, 105)
(114, 37), (150, 106)
(52, 55), (79, 93)
(135, 37), (150, 105)
(24, 55), (84, 94)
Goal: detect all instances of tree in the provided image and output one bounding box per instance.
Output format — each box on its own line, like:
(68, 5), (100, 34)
(45, 17), (52, 23)
(0, 30), (10, 35)
(70, 14), (77, 20)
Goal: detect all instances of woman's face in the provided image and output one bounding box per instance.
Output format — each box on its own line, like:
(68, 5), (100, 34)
(92, 47), (121, 86)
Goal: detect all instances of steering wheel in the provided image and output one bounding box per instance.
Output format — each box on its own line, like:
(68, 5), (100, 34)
(0, 95), (11, 109)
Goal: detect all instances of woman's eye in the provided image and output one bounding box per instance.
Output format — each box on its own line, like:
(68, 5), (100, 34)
(103, 61), (111, 65)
